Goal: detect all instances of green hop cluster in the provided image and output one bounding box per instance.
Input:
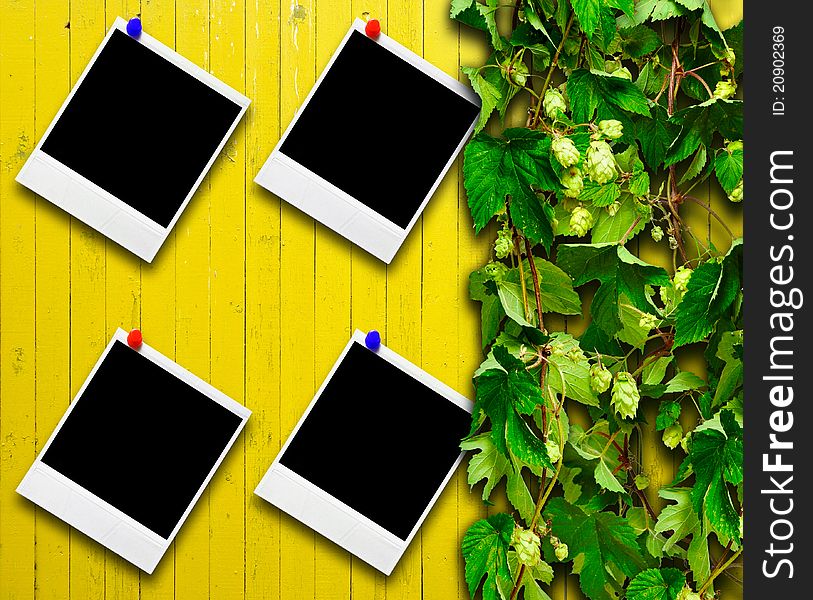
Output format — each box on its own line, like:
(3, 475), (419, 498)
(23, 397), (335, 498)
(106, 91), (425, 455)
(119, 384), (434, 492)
(549, 535), (568, 562)
(723, 47), (736, 67)
(590, 363), (612, 393)
(586, 140), (617, 184)
(551, 136), (580, 167)
(611, 372), (640, 420)
(727, 139), (743, 153)
(561, 167), (584, 198)
(638, 312), (658, 330)
(662, 423), (683, 449)
(597, 119), (624, 140)
(543, 88), (567, 118)
(494, 228), (512, 259)
(607, 201), (621, 217)
(714, 79), (737, 99)
(483, 261), (509, 282)
(604, 59), (622, 73)
(651, 225), (664, 242)
(728, 179), (743, 203)
(677, 586), (702, 600)
(511, 527), (541, 567)
(673, 266), (693, 293)
(545, 438), (562, 464)
(503, 59), (529, 87)
(569, 206), (593, 237)
(634, 475), (650, 490)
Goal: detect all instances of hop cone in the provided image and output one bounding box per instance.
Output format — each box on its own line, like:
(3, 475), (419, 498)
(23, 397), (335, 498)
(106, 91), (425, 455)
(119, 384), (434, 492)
(714, 79), (737, 99)
(511, 528), (541, 567)
(598, 119), (624, 140)
(543, 88), (567, 118)
(561, 167), (584, 198)
(587, 140), (617, 184)
(569, 206), (593, 237)
(590, 363), (612, 393)
(662, 423), (683, 449)
(551, 136), (580, 167)
(611, 372), (640, 420)
(728, 179), (743, 202)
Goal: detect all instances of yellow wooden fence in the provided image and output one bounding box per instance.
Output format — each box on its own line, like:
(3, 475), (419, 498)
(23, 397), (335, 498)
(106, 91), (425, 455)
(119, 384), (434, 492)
(0, 1), (743, 598)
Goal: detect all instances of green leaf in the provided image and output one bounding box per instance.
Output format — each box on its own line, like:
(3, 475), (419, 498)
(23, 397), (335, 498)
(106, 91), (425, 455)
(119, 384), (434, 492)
(450, 0), (473, 18)
(665, 99), (743, 166)
(453, 4), (489, 31)
(642, 356), (673, 386)
(497, 280), (535, 328)
(472, 347), (552, 469)
(674, 239), (742, 347)
(568, 421), (624, 491)
(713, 330), (743, 408)
(655, 400), (681, 430)
(462, 513), (515, 600)
(690, 410), (743, 542)
(655, 488), (712, 585)
(714, 146), (743, 194)
(544, 498), (646, 600)
(547, 333), (600, 407)
(518, 258), (583, 315)
(618, 25), (662, 58)
(470, 268), (506, 348)
(570, 0), (603, 38)
(461, 433), (512, 501)
(678, 144), (707, 184)
(580, 181), (621, 207)
(590, 193), (647, 244)
(558, 244), (669, 336)
(463, 129), (557, 248)
(635, 105), (679, 169)
(627, 568), (686, 600)
(567, 69), (651, 124)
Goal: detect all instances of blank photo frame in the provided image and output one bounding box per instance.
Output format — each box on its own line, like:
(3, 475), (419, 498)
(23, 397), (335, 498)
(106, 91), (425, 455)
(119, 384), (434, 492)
(16, 17), (250, 262)
(254, 19), (481, 263)
(254, 330), (472, 575)
(17, 329), (251, 573)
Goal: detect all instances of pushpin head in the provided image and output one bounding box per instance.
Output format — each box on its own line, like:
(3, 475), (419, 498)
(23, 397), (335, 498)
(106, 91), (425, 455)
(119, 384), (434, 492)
(127, 329), (143, 349)
(126, 17), (142, 38)
(365, 330), (381, 350)
(365, 19), (381, 39)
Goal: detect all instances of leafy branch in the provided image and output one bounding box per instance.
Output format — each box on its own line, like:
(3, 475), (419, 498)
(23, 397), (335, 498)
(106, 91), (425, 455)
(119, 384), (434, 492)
(455, 1), (743, 600)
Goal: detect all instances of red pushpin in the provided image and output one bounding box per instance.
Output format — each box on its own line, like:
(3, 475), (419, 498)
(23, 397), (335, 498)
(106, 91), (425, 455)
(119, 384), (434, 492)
(127, 329), (143, 349)
(365, 19), (381, 39)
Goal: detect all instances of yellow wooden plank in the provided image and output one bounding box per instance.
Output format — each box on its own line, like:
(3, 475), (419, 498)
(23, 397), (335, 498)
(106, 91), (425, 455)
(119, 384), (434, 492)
(138, 1), (179, 596)
(313, 1), (353, 596)
(421, 2), (468, 598)
(173, 0), (213, 596)
(347, 6), (389, 600)
(384, 4), (424, 599)
(101, 4), (143, 600)
(278, 1), (317, 597)
(64, 0), (109, 596)
(0, 0), (37, 596)
(30, 0), (72, 598)
(244, 0), (283, 598)
(208, 0), (248, 596)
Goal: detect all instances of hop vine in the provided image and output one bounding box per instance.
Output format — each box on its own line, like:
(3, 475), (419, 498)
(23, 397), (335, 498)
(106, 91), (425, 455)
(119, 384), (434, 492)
(454, 1), (743, 599)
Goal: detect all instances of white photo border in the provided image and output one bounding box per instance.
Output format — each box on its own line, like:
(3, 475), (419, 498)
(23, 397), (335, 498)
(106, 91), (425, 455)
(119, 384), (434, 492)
(254, 18), (480, 264)
(15, 17), (250, 263)
(16, 328), (251, 574)
(254, 329), (472, 575)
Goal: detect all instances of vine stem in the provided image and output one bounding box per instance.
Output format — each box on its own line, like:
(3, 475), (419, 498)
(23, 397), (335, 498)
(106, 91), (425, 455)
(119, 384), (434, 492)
(698, 547), (743, 596)
(524, 237), (546, 333)
(531, 13), (575, 128)
(513, 228), (533, 323)
(682, 195), (736, 239)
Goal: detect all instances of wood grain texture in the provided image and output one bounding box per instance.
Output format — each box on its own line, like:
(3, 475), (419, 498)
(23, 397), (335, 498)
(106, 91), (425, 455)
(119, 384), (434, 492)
(0, 1), (742, 598)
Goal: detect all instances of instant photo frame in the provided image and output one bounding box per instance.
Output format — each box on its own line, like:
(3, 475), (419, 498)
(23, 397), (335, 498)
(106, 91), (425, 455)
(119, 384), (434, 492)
(17, 329), (251, 573)
(254, 330), (472, 575)
(16, 17), (250, 263)
(254, 19), (481, 263)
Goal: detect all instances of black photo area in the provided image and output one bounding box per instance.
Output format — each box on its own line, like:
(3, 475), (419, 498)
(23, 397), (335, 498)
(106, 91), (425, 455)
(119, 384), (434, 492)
(279, 342), (470, 540)
(41, 341), (242, 539)
(279, 31), (480, 229)
(41, 29), (242, 228)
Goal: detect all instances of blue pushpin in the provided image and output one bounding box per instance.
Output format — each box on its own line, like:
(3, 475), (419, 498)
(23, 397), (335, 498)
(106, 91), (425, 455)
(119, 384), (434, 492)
(126, 17), (142, 38)
(365, 330), (381, 351)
